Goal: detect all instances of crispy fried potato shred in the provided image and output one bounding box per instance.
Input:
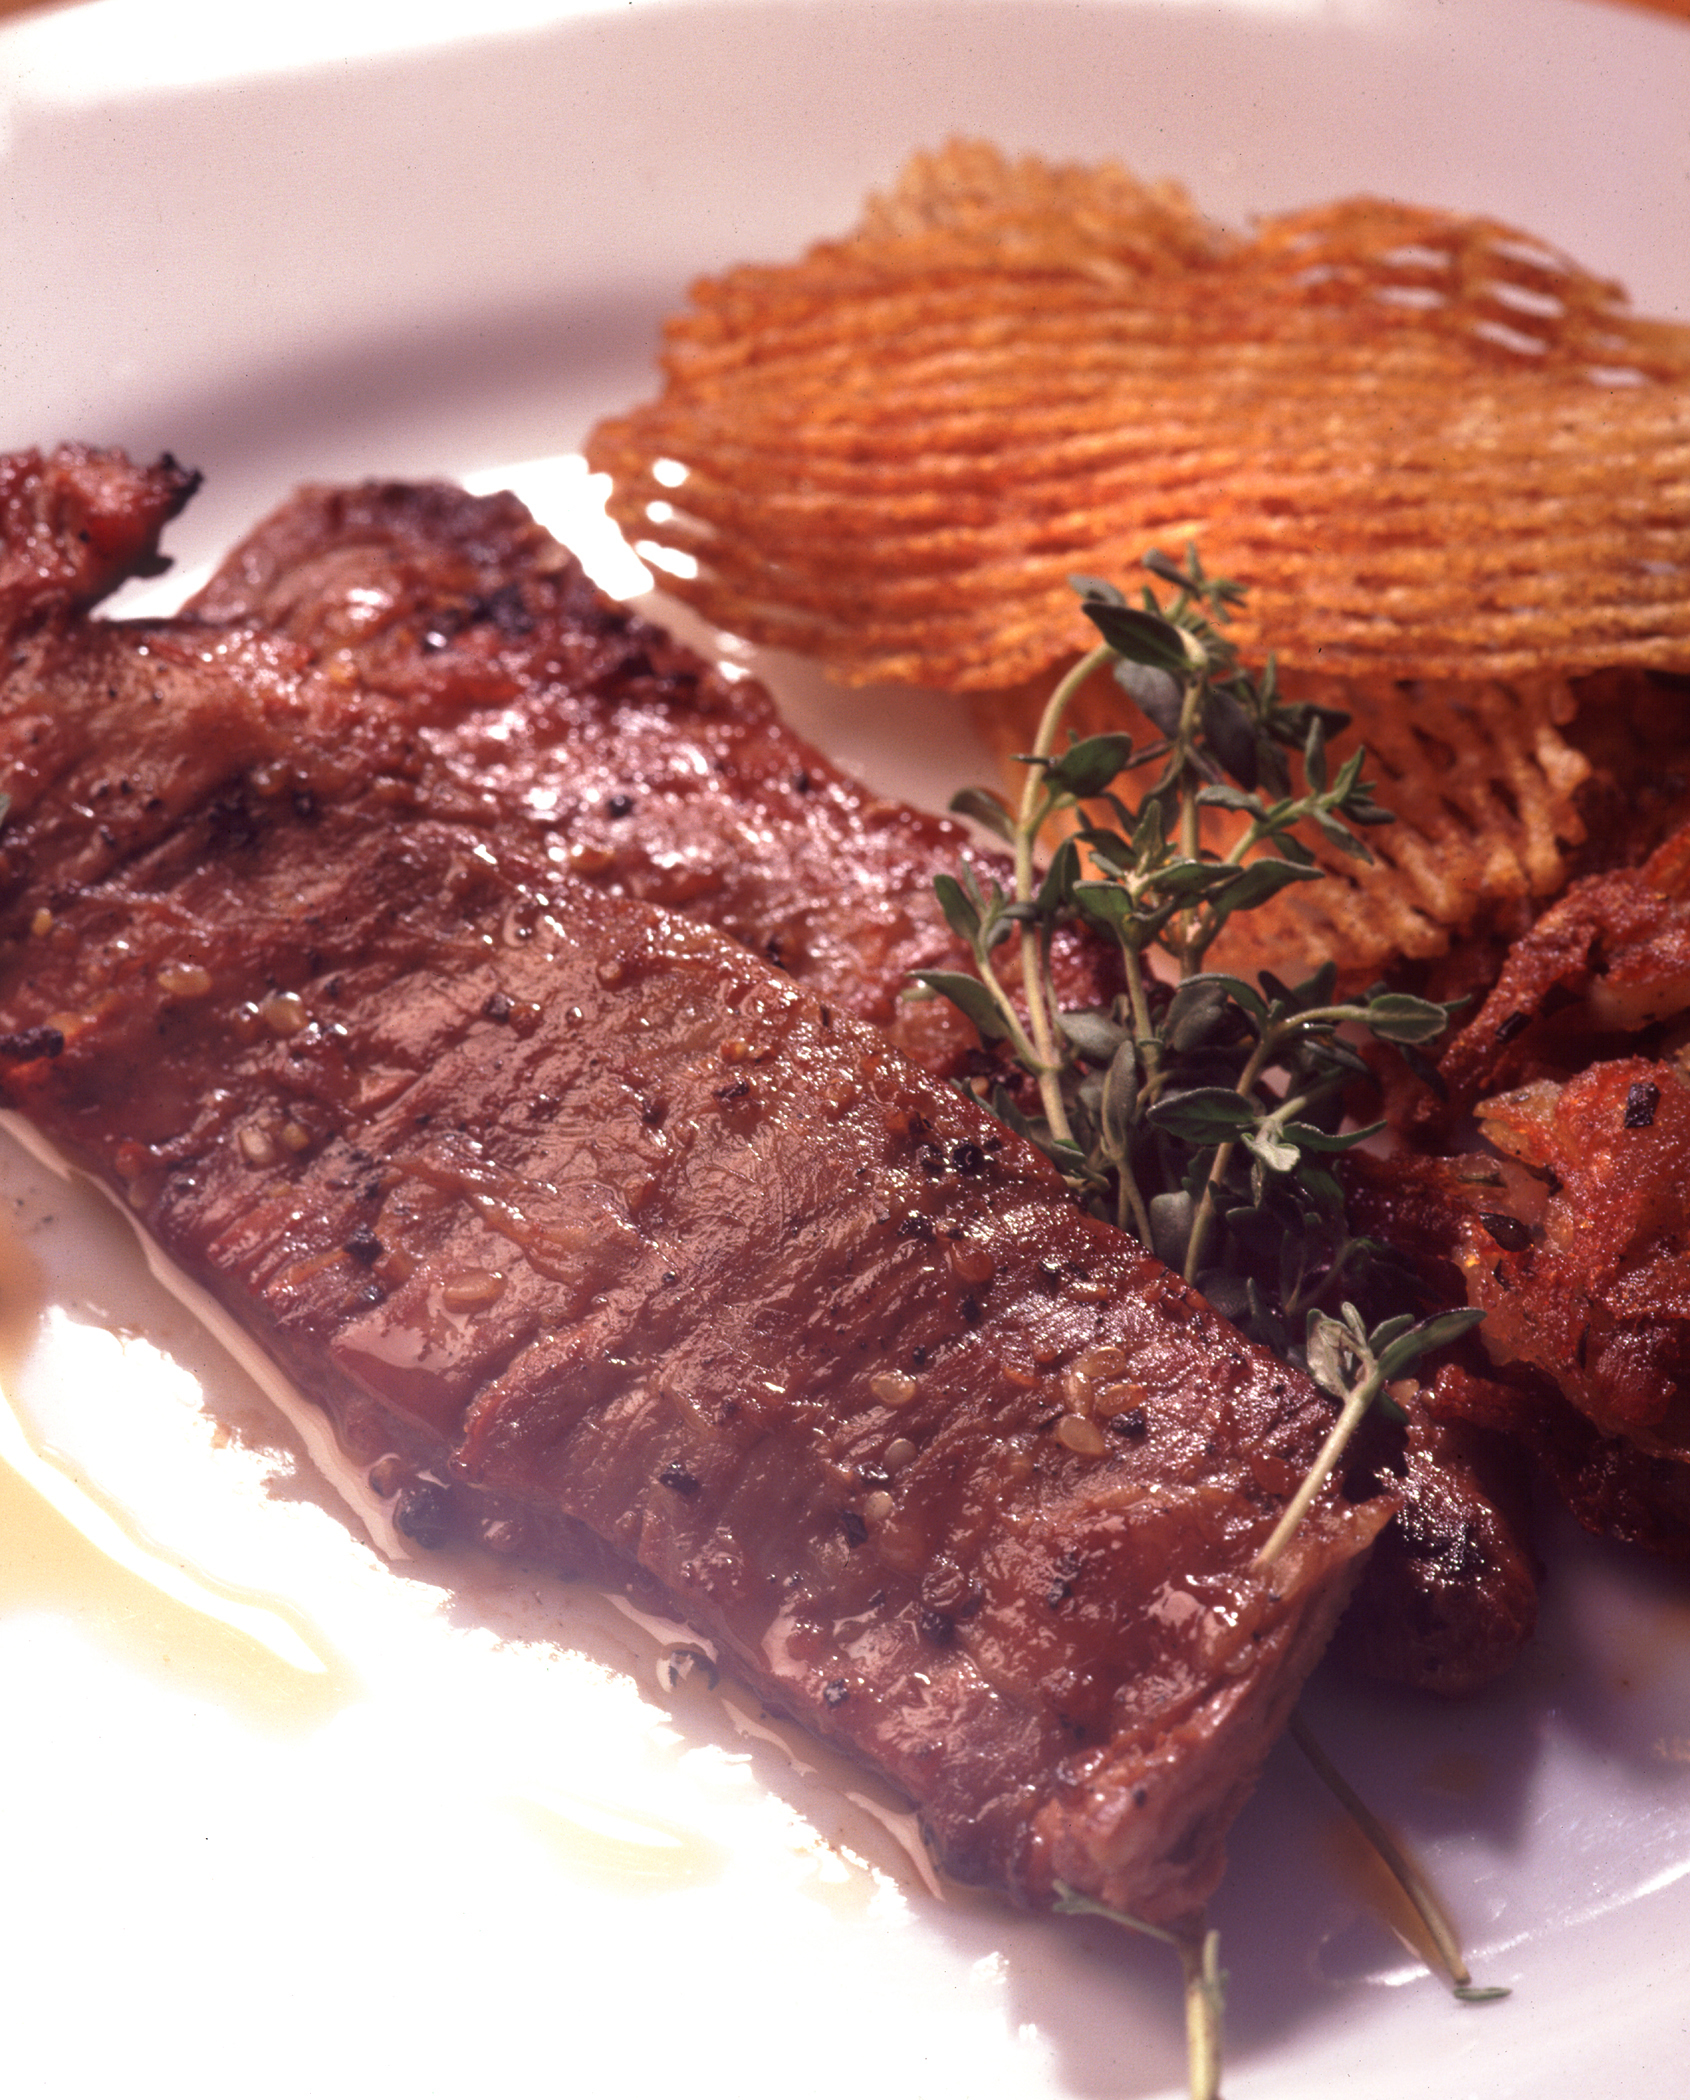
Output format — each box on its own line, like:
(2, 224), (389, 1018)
(587, 141), (1690, 978)
(589, 140), (1690, 691)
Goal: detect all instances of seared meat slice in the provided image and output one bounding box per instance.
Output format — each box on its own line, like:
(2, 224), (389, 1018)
(1434, 825), (1690, 1117)
(0, 446), (1387, 1924)
(1327, 1370), (1539, 1694)
(1, 444), (198, 628)
(1362, 823), (1690, 1554)
(1469, 1063), (1690, 1461)
(1347, 1109), (1690, 1558)
(184, 477), (1115, 1075)
(184, 474), (1549, 1691)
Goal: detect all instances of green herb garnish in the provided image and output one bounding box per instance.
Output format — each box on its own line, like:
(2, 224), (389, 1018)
(920, 546), (1479, 1520)
(1289, 1712), (1511, 2004)
(1053, 1885), (1225, 2100)
(936, 550), (1503, 2091)
(936, 552), (1504, 2093)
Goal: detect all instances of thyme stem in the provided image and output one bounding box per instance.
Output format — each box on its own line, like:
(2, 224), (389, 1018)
(1253, 1360), (1382, 1568)
(1114, 1144), (1155, 1246)
(1288, 1712), (1509, 2004)
(1181, 1927), (1225, 2100)
(1181, 1032), (1277, 1284)
(1014, 641), (1115, 1147)
(1120, 935), (1165, 1112)
(973, 946), (1045, 1076)
(1173, 667), (1205, 974)
(1181, 1002), (1372, 1285)
(1052, 1885), (1224, 2100)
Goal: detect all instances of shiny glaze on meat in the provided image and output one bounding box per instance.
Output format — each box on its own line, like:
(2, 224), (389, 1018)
(185, 477), (1114, 1077)
(1434, 827), (1690, 1118)
(1325, 1365), (1539, 1694)
(0, 447), (1387, 1924)
(1347, 1103), (1690, 1562)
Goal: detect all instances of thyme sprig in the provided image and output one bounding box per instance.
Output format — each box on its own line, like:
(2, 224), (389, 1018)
(920, 549), (1469, 1396)
(1053, 1885), (1225, 2100)
(1256, 1302), (1483, 1568)
(932, 553), (1500, 2100)
(1287, 1714), (1511, 2006)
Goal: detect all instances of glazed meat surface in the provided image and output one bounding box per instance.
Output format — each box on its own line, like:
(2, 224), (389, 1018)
(0, 443), (199, 623)
(0, 446), (1388, 1924)
(1434, 827), (1690, 1117)
(185, 477), (1115, 1076)
(1323, 1365), (1540, 1694)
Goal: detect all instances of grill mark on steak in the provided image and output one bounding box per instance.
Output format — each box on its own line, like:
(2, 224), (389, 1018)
(0, 447), (1393, 1924)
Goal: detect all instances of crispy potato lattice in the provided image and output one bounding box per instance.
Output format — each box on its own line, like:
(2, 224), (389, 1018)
(588, 140), (1690, 691)
(970, 656), (1600, 986)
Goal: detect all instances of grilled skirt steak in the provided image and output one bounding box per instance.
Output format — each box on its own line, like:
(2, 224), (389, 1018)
(182, 471), (1537, 1688)
(0, 446), (1391, 1922)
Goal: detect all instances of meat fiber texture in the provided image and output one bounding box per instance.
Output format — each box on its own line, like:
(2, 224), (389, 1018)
(0, 445), (1387, 1925)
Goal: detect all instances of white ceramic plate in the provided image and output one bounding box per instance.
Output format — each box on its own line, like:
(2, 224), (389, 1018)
(2, 3), (1688, 2095)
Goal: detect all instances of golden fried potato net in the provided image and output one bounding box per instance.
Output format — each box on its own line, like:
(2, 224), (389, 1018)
(972, 659), (1599, 986)
(588, 140), (1690, 692)
(588, 141), (1690, 974)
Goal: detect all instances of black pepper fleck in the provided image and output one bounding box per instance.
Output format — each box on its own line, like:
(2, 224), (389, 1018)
(394, 1481), (452, 1550)
(0, 1027), (64, 1063)
(1625, 1081), (1661, 1129)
